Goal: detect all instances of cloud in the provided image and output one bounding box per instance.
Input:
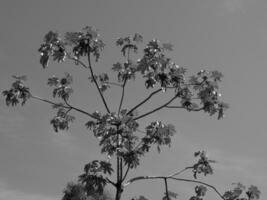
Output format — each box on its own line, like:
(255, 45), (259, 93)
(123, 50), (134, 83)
(0, 181), (57, 200)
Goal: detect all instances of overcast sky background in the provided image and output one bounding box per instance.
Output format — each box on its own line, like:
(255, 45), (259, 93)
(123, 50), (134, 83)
(0, 0), (266, 199)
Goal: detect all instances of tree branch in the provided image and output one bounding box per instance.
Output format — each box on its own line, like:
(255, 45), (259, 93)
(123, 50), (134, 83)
(169, 177), (225, 200)
(165, 105), (204, 112)
(66, 52), (88, 69)
(107, 82), (123, 87)
(67, 52), (111, 113)
(124, 175), (225, 200)
(122, 164), (130, 182)
(164, 178), (170, 200)
(118, 78), (127, 115)
(87, 53), (111, 113)
(133, 95), (178, 121)
(106, 178), (117, 188)
(127, 89), (162, 116)
(167, 166), (193, 177)
(31, 95), (100, 120)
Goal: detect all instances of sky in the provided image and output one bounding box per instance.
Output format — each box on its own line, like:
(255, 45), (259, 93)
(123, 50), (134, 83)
(0, 0), (266, 199)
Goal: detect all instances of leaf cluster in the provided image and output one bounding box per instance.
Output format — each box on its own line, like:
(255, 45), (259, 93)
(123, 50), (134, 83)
(189, 185), (208, 200)
(89, 73), (110, 92)
(223, 183), (260, 200)
(50, 108), (75, 132)
(79, 160), (113, 195)
(162, 190), (179, 200)
(62, 181), (112, 200)
(86, 109), (176, 169)
(2, 77), (30, 106)
(65, 26), (105, 62)
(47, 73), (73, 100)
(192, 151), (215, 179)
(38, 31), (66, 68)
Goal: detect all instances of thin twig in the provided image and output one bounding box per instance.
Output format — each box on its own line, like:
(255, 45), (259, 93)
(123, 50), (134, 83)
(165, 105), (204, 112)
(66, 52), (88, 69)
(107, 82), (123, 87)
(31, 95), (99, 120)
(167, 166), (193, 177)
(133, 95), (178, 121)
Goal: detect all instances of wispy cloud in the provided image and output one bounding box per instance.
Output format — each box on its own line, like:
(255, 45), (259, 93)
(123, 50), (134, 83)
(0, 181), (57, 200)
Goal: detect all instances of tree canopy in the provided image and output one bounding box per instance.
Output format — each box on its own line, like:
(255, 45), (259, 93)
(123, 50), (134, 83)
(2, 26), (260, 200)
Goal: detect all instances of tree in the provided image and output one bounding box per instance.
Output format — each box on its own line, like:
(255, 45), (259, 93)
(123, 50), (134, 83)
(2, 26), (260, 200)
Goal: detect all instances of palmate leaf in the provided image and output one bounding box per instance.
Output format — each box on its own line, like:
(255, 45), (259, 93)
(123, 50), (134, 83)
(40, 51), (50, 68)
(47, 76), (59, 87)
(2, 79), (31, 106)
(79, 174), (107, 195)
(50, 108), (75, 132)
(247, 185), (261, 200)
(85, 120), (96, 130)
(83, 160), (113, 176)
(195, 185), (207, 197)
(2, 90), (19, 106)
(62, 182), (87, 200)
(44, 31), (59, 44)
(52, 47), (66, 63)
(162, 190), (178, 200)
(167, 190), (178, 199)
(12, 75), (27, 81)
(64, 32), (82, 45)
(79, 160), (113, 195)
(133, 33), (143, 43)
(38, 31), (63, 68)
(211, 70), (223, 82)
(99, 161), (113, 175)
(192, 151), (214, 179)
(112, 62), (122, 72)
(83, 26), (99, 39)
(131, 196), (149, 200)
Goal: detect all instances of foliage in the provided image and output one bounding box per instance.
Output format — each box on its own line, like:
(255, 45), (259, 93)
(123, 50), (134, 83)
(2, 26), (260, 200)
(223, 183), (261, 200)
(62, 182), (112, 200)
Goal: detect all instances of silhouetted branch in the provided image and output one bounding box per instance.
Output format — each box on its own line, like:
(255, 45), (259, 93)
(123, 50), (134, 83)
(118, 78), (127, 115)
(106, 178), (116, 187)
(127, 89), (162, 115)
(164, 178), (170, 200)
(122, 164), (130, 182)
(168, 166), (193, 177)
(31, 95), (100, 120)
(124, 175), (225, 200)
(87, 53), (111, 113)
(133, 95), (178, 121)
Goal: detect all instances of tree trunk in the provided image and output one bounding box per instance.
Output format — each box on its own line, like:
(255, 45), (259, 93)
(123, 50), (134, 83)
(115, 186), (122, 200)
